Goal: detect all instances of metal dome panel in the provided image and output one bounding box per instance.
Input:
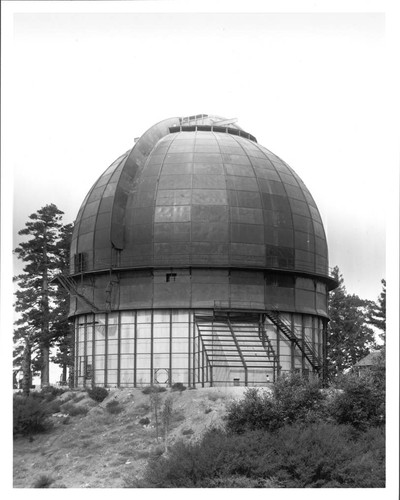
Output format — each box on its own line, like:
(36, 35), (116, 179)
(70, 117), (332, 289)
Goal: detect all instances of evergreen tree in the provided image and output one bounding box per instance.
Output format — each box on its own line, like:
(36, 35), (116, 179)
(327, 266), (376, 378)
(367, 279), (386, 346)
(50, 223), (74, 385)
(13, 204), (70, 389)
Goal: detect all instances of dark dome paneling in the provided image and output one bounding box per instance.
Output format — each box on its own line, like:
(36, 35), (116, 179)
(71, 123), (328, 281)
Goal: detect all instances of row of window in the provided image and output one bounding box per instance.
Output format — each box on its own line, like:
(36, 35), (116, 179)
(75, 310), (325, 388)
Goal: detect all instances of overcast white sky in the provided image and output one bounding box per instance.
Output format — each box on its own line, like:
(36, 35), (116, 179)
(2, 1), (399, 495)
(8, 6), (390, 302)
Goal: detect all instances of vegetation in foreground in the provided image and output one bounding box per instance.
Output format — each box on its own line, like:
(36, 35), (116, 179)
(13, 355), (385, 488)
(136, 365), (385, 488)
(140, 424), (384, 488)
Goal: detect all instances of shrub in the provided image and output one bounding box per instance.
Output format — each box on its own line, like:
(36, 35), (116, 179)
(226, 374), (326, 434)
(141, 423), (385, 488)
(13, 394), (51, 436)
(87, 386), (109, 402)
(272, 373), (326, 424)
(65, 405), (89, 417)
(106, 400), (123, 414)
(151, 445), (165, 458)
(142, 385), (167, 395)
(47, 400), (62, 414)
(199, 475), (279, 488)
(182, 428), (194, 436)
(40, 386), (67, 401)
(171, 382), (186, 392)
(32, 475), (54, 488)
(329, 373), (385, 430)
(225, 388), (280, 433)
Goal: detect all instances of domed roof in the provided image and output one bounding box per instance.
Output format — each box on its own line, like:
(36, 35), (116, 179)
(70, 115), (331, 284)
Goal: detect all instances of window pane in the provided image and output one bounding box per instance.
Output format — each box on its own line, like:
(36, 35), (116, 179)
(137, 339), (151, 354)
(95, 325), (106, 341)
(153, 323), (170, 338)
(108, 312), (119, 325)
(121, 339), (134, 353)
(108, 339), (118, 355)
(172, 323), (189, 338)
(153, 310), (171, 323)
(137, 324), (151, 338)
(137, 311), (152, 323)
(153, 340), (170, 354)
(120, 355), (134, 369)
(121, 311), (135, 324)
(120, 371), (134, 385)
(121, 324), (134, 339)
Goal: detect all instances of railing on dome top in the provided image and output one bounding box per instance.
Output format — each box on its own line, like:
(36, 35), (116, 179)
(169, 124), (257, 143)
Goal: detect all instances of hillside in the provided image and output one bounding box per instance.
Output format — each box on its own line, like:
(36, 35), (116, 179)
(13, 386), (252, 488)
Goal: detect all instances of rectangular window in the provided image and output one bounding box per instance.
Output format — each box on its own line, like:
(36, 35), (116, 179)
(137, 311), (152, 323)
(121, 311), (135, 324)
(153, 323), (170, 339)
(120, 339), (134, 354)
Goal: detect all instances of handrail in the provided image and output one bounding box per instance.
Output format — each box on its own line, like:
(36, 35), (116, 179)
(265, 308), (320, 371)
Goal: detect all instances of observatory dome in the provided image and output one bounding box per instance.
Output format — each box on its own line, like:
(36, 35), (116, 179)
(67, 115), (337, 389)
(71, 115), (331, 282)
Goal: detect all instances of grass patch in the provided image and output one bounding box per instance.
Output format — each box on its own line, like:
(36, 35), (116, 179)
(33, 475), (55, 488)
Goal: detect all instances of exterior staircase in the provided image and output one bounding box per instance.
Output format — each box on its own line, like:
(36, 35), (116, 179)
(264, 309), (321, 372)
(194, 312), (278, 385)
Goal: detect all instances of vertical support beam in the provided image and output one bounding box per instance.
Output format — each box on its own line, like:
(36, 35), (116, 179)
(150, 310), (154, 385)
(75, 319), (79, 388)
(227, 316), (248, 386)
(169, 309), (173, 387)
(192, 313), (196, 388)
(290, 314), (295, 372)
(201, 346), (205, 387)
(104, 314), (108, 387)
(83, 315), (87, 389)
(301, 314), (305, 373)
(197, 328), (201, 387)
(117, 311), (121, 388)
(91, 317), (95, 389)
(276, 322), (280, 379)
(188, 312), (191, 388)
(133, 311), (137, 388)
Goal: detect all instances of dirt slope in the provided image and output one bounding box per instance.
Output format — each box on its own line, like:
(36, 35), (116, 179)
(13, 386), (254, 488)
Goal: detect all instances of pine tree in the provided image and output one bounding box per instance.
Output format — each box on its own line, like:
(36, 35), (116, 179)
(50, 223), (74, 385)
(13, 204), (69, 389)
(327, 266), (376, 378)
(367, 279), (386, 346)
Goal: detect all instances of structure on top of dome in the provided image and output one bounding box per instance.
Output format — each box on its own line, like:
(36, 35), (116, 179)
(64, 115), (337, 389)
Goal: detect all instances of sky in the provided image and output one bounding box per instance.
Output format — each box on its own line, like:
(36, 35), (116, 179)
(1, 2), (399, 496)
(6, 6), (392, 304)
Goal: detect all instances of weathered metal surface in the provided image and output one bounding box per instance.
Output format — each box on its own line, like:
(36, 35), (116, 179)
(71, 119), (329, 281)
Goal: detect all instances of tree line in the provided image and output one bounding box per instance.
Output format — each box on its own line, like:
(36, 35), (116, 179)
(13, 204), (386, 393)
